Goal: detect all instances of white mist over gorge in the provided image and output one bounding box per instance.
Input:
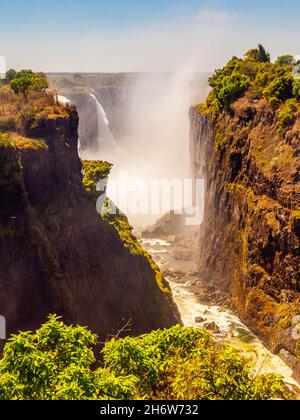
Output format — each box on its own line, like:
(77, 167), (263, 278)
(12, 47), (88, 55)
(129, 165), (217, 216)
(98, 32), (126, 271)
(72, 72), (209, 228)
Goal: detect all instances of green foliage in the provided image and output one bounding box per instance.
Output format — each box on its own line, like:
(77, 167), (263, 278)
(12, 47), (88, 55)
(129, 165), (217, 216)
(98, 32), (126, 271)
(0, 318), (289, 400)
(277, 99), (298, 127)
(168, 347), (287, 400)
(275, 55), (295, 67)
(258, 44), (271, 63)
(10, 76), (33, 99)
(207, 45), (300, 113)
(208, 71), (250, 110)
(244, 44), (270, 63)
(263, 74), (294, 101)
(0, 315), (136, 400)
(8, 69), (49, 99)
(5, 69), (17, 83)
(81, 160), (112, 193)
(293, 79), (300, 100)
(103, 326), (209, 393)
(0, 133), (14, 148)
(81, 159), (169, 293)
(103, 208), (169, 293)
(103, 325), (288, 400)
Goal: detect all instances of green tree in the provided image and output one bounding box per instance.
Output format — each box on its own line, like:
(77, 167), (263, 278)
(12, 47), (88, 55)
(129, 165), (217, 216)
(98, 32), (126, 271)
(258, 44), (271, 63)
(245, 45), (270, 63)
(0, 315), (136, 400)
(82, 160), (112, 193)
(8, 69), (49, 99)
(275, 55), (295, 66)
(5, 69), (17, 83)
(31, 76), (49, 93)
(0, 317), (291, 400)
(9, 76), (33, 99)
(208, 71), (250, 110)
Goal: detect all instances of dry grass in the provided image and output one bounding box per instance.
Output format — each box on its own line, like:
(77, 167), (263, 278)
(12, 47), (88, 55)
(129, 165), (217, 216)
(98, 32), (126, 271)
(8, 132), (47, 150)
(0, 87), (68, 127)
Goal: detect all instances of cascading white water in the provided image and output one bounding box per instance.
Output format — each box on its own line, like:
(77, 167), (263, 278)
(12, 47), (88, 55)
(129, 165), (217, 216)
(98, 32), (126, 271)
(88, 93), (118, 159)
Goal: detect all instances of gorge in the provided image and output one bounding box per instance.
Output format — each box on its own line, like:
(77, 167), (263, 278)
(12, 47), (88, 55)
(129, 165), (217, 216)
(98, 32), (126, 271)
(1, 50), (300, 398)
(50, 67), (300, 383)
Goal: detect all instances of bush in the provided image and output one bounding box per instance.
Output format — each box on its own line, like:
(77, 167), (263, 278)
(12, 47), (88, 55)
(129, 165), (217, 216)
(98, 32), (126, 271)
(277, 99), (298, 127)
(275, 55), (295, 66)
(8, 69), (49, 99)
(0, 317), (289, 400)
(205, 46), (300, 116)
(263, 75), (294, 101)
(208, 70), (250, 110)
(293, 80), (300, 100)
(0, 133), (14, 148)
(81, 160), (112, 193)
(104, 325), (289, 400)
(0, 315), (136, 400)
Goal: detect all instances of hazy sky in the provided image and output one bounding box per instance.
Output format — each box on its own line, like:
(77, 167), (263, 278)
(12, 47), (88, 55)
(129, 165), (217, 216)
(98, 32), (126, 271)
(1, 0), (300, 72)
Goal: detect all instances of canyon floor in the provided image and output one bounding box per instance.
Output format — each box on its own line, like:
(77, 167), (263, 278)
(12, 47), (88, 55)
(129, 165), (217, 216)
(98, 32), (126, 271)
(141, 237), (300, 390)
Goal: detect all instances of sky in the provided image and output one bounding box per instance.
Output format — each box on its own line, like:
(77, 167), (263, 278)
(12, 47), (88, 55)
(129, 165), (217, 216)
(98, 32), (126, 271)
(0, 0), (300, 72)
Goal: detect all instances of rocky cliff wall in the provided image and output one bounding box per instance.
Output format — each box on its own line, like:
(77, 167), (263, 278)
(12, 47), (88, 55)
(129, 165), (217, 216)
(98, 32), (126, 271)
(190, 98), (300, 370)
(0, 106), (179, 343)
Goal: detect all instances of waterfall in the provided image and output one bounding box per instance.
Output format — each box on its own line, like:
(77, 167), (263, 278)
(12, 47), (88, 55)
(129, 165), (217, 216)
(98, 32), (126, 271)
(89, 93), (118, 156)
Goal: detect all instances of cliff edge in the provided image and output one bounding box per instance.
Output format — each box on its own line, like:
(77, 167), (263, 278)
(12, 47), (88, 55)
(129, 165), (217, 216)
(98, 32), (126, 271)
(0, 96), (179, 341)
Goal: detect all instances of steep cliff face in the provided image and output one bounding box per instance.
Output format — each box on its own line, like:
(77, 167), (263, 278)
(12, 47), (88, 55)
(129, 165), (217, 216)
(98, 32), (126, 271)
(0, 107), (179, 342)
(190, 98), (300, 366)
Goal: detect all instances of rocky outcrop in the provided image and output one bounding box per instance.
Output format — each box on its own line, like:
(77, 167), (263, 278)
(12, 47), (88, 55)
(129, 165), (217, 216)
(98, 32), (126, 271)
(190, 98), (300, 369)
(0, 106), (179, 344)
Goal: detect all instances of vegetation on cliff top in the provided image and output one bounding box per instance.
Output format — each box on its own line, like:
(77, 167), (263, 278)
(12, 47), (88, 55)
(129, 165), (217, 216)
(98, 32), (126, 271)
(203, 45), (300, 115)
(0, 70), (69, 139)
(0, 316), (289, 400)
(5, 69), (48, 100)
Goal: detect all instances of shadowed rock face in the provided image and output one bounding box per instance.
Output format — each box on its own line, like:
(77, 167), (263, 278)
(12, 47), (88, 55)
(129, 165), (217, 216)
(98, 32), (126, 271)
(190, 99), (300, 372)
(0, 107), (180, 344)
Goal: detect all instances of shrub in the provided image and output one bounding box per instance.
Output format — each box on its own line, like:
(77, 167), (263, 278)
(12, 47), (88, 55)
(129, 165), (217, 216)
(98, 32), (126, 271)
(0, 315), (136, 400)
(81, 160), (112, 193)
(0, 317), (290, 400)
(205, 46), (300, 116)
(103, 325), (288, 400)
(8, 69), (49, 99)
(244, 44), (270, 63)
(0, 133), (14, 148)
(293, 80), (300, 100)
(277, 99), (298, 127)
(209, 71), (250, 110)
(263, 74), (294, 101)
(275, 55), (295, 67)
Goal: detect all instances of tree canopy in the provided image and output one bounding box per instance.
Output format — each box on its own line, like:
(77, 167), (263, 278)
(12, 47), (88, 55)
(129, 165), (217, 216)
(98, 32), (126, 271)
(5, 69), (49, 99)
(0, 315), (290, 400)
(206, 45), (299, 112)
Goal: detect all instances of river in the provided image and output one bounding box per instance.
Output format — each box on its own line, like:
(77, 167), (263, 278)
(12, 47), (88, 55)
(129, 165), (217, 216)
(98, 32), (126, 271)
(141, 237), (299, 388)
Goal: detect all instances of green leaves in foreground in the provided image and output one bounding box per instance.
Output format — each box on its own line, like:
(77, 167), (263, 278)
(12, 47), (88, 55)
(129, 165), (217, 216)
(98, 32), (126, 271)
(0, 316), (289, 400)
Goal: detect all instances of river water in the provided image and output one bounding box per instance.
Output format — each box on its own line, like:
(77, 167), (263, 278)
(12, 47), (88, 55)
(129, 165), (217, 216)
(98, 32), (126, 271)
(141, 238), (299, 388)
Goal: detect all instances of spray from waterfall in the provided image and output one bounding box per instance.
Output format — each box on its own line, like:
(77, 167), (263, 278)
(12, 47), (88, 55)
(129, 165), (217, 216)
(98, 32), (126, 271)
(106, 72), (209, 228)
